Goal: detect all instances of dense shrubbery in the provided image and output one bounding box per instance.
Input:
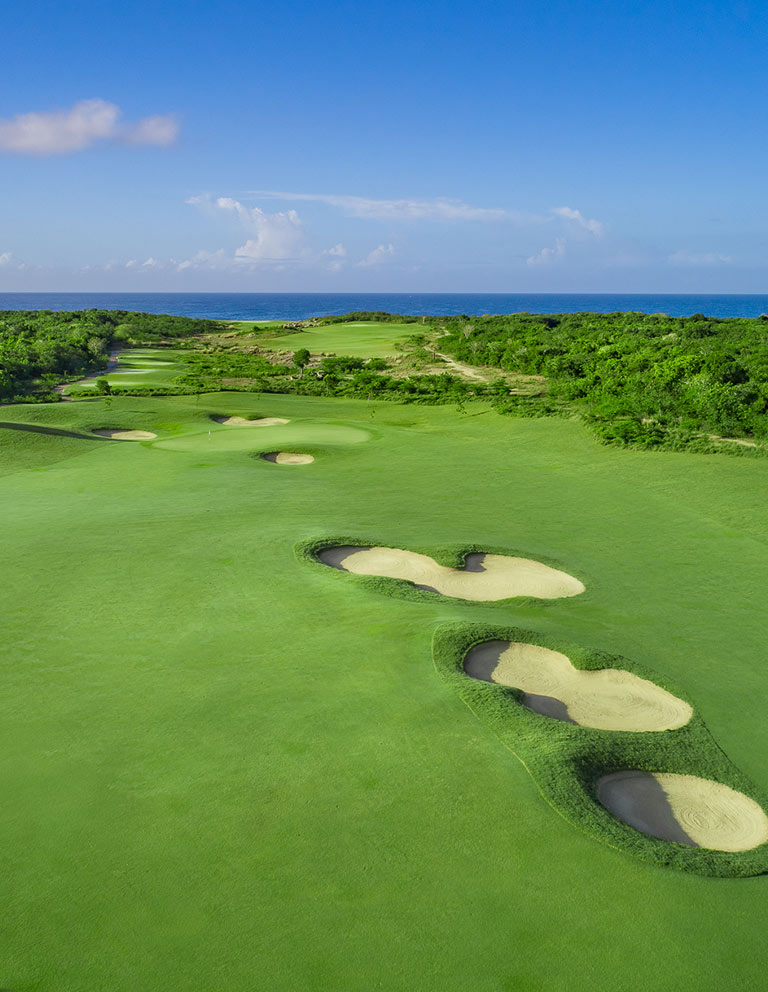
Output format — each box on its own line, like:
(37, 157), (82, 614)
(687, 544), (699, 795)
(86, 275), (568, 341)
(0, 309), (223, 402)
(435, 311), (768, 446)
(314, 311), (423, 325)
(6, 308), (768, 452)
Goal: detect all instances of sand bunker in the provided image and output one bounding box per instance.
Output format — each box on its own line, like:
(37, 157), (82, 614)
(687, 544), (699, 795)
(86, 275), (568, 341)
(92, 429), (157, 440)
(262, 451), (314, 464)
(215, 416), (290, 427)
(317, 546), (584, 601)
(597, 771), (768, 851)
(464, 640), (692, 731)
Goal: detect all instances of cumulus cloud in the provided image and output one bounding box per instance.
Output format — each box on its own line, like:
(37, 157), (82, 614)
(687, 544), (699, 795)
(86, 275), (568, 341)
(188, 194), (307, 261)
(527, 237), (566, 265)
(359, 243), (395, 266)
(0, 251), (25, 270)
(248, 190), (512, 222)
(551, 206), (604, 235)
(0, 99), (179, 155)
(667, 249), (731, 266)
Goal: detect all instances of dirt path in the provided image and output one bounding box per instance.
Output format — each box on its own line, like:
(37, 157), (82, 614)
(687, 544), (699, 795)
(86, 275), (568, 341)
(434, 352), (488, 381)
(54, 348), (122, 400)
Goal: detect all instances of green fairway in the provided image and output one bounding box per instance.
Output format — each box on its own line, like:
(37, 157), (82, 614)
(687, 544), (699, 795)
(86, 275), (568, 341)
(257, 320), (418, 357)
(63, 347), (188, 393)
(3, 392), (768, 989)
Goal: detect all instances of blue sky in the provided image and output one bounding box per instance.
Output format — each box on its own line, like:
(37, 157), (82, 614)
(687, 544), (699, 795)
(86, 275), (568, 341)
(1, 0), (767, 292)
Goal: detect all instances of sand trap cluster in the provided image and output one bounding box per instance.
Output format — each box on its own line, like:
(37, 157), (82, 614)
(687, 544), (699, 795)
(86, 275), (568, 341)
(317, 546), (584, 601)
(92, 429), (157, 440)
(262, 451), (314, 465)
(215, 416), (290, 427)
(597, 771), (768, 851)
(464, 640), (692, 732)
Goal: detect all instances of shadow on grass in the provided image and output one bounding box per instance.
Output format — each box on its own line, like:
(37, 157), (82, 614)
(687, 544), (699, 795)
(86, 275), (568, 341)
(0, 421), (112, 441)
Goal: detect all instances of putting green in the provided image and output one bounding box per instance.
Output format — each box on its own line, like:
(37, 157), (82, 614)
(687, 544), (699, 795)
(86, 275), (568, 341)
(153, 422), (370, 452)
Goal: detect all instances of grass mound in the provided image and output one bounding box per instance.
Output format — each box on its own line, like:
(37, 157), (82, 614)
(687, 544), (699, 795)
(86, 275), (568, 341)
(433, 622), (768, 876)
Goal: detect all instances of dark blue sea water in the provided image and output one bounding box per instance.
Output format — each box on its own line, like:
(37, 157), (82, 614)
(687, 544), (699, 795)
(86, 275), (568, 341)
(1, 292), (767, 320)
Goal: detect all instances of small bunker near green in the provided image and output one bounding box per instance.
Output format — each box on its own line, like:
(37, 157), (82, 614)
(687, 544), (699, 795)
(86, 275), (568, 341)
(464, 640), (692, 731)
(262, 451), (314, 465)
(317, 546), (584, 601)
(597, 771), (768, 851)
(92, 429), (157, 440)
(214, 416), (290, 426)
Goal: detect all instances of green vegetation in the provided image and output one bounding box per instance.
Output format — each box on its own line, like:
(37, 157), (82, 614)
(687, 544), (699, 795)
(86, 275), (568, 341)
(3, 391), (768, 988)
(0, 309), (222, 402)
(435, 311), (768, 449)
(7, 308), (768, 455)
(432, 622), (768, 877)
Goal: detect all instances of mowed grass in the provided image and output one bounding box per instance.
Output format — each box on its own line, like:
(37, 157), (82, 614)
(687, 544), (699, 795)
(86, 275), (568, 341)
(2, 393), (768, 990)
(256, 320), (419, 357)
(63, 348), (188, 393)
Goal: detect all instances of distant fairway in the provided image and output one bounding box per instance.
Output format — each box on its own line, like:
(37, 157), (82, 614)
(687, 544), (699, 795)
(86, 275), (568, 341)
(62, 347), (188, 393)
(256, 320), (418, 357)
(3, 392), (768, 990)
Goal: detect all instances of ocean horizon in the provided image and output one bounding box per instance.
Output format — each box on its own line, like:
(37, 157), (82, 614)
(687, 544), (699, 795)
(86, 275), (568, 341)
(1, 291), (767, 321)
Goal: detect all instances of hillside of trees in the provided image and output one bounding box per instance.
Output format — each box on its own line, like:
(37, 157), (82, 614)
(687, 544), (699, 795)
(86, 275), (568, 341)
(0, 309), (222, 402)
(433, 311), (768, 448)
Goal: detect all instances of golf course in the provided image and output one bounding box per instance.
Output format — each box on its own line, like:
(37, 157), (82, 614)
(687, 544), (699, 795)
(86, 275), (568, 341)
(3, 370), (768, 990)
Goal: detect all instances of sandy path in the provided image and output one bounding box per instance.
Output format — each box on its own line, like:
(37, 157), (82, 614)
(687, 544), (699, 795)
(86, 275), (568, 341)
(597, 771), (768, 851)
(54, 348), (122, 400)
(435, 352), (487, 381)
(263, 452), (314, 464)
(216, 416), (290, 427)
(464, 640), (692, 731)
(92, 429), (157, 440)
(318, 546), (584, 601)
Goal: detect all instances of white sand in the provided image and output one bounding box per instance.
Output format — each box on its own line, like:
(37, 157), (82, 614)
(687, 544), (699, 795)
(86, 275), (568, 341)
(216, 416), (290, 427)
(464, 640), (692, 731)
(597, 771), (768, 851)
(263, 451), (314, 465)
(318, 546), (584, 601)
(92, 429), (157, 440)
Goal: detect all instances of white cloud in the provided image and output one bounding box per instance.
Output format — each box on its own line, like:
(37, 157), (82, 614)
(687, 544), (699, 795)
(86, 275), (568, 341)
(527, 237), (566, 265)
(667, 249), (731, 266)
(0, 99), (179, 155)
(0, 251), (25, 270)
(248, 190), (512, 221)
(120, 113), (179, 147)
(359, 243), (395, 266)
(327, 243), (346, 256)
(551, 206), (604, 235)
(189, 195), (307, 261)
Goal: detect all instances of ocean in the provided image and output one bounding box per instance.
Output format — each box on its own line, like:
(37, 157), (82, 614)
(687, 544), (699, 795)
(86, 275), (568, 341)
(1, 292), (767, 320)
